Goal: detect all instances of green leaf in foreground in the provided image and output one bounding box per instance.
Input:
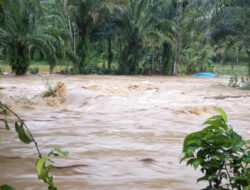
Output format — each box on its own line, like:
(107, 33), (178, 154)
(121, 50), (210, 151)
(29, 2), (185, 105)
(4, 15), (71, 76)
(36, 156), (49, 178)
(15, 122), (32, 144)
(54, 147), (69, 156)
(0, 185), (14, 190)
(2, 108), (10, 130)
(48, 176), (57, 190)
(0, 104), (6, 112)
(39, 164), (53, 181)
(4, 119), (10, 130)
(49, 186), (57, 190)
(36, 156), (55, 187)
(215, 107), (227, 122)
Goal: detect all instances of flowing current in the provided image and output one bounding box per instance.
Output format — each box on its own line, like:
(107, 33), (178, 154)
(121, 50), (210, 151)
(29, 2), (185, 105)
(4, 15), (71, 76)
(0, 75), (250, 190)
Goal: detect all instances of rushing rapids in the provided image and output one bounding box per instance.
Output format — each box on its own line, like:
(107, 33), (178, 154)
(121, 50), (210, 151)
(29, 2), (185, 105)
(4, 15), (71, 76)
(0, 75), (250, 190)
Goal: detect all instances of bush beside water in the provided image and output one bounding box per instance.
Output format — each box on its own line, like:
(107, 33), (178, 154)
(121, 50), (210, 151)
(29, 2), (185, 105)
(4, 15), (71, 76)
(29, 67), (39, 75)
(181, 108), (250, 189)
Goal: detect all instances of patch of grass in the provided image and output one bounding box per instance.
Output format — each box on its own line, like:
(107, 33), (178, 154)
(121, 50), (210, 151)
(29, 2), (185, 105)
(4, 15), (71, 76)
(0, 59), (71, 74)
(30, 61), (48, 65)
(0, 64), (71, 74)
(31, 61), (69, 66)
(0, 64), (11, 73)
(29, 66), (39, 74)
(213, 64), (248, 76)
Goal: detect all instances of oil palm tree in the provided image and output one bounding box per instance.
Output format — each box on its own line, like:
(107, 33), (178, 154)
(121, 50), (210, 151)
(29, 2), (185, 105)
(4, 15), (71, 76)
(219, 36), (243, 70)
(0, 0), (57, 75)
(189, 0), (250, 74)
(145, 0), (189, 75)
(41, 0), (76, 73)
(114, 0), (157, 74)
(142, 0), (176, 75)
(65, 0), (100, 74)
(91, 6), (115, 72)
(0, 0), (3, 25)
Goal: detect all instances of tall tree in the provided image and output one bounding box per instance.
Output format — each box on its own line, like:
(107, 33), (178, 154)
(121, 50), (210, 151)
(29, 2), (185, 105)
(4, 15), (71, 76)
(189, 0), (250, 74)
(41, 0), (76, 73)
(66, 0), (100, 74)
(0, 0), (57, 75)
(114, 0), (157, 74)
(91, 6), (115, 72)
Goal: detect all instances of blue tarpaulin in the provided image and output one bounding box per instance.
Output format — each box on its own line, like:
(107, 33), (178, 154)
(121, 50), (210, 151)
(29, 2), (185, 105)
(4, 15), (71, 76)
(192, 72), (216, 77)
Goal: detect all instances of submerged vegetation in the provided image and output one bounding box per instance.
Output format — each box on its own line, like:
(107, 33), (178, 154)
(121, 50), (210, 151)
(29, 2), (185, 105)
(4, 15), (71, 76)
(0, 0), (249, 75)
(228, 75), (250, 90)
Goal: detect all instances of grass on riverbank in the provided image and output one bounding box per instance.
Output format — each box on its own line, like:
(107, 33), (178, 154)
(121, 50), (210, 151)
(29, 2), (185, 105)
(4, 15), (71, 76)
(0, 61), (249, 76)
(213, 64), (248, 76)
(0, 64), (70, 74)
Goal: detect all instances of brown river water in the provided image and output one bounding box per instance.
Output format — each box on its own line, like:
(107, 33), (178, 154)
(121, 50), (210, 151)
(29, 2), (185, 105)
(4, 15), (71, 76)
(0, 75), (250, 190)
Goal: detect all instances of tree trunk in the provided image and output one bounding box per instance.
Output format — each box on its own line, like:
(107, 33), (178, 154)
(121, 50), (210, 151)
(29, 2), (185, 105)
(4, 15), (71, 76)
(73, 24), (76, 54)
(247, 50), (250, 76)
(64, 0), (74, 50)
(67, 16), (73, 45)
(174, 47), (180, 75)
(49, 64), (53, 74)
(151, 52), (155, 75)
(107, 38), (112, 71)
(173, 36), (182, 75)
(78, 35), (90, 73)
(103, 59), (105, 70)
(173, 60), (178, 75)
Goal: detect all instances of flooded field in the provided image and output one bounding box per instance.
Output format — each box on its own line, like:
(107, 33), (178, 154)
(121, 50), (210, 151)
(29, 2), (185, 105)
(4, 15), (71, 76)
(0, 75), (250, 190)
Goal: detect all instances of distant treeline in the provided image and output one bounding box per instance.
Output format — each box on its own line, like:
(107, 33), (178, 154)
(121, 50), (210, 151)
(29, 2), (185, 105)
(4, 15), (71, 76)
(0, 0), (249, 75)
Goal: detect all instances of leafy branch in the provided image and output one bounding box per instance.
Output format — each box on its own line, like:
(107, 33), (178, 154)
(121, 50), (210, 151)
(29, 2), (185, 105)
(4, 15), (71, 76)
(0, 101), (69, 190)
(0, 102), (42, 158)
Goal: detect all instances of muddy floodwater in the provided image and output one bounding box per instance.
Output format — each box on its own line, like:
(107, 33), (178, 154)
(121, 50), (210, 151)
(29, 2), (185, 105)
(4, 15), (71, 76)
(0, 75), (250, 190)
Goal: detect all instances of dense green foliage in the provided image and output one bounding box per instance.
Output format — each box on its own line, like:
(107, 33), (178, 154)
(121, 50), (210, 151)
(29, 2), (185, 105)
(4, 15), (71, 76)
(0, 0), (249, 75)
(0, 185), (14, 190)
(181, 108), (250, 189)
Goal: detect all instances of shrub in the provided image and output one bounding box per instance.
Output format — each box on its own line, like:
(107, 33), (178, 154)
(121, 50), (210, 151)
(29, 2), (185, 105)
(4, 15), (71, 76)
(178, 64), (188, 75)
(181, 108), (250, 189)
(83, 61), (102, 74)
(29, 67), (39, 74)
